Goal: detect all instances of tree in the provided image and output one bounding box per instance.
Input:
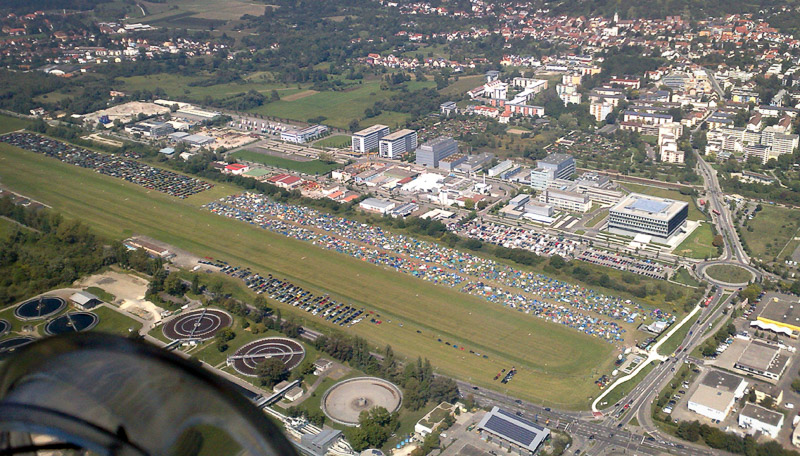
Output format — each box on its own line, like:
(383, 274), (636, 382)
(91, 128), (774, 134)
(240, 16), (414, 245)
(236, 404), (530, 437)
(740, 284), (762, 303)
(791, 378), (800, 394)
(712, 235), (724, 248)
(190, 274), (200, 294)
(256, 358), (288, 387)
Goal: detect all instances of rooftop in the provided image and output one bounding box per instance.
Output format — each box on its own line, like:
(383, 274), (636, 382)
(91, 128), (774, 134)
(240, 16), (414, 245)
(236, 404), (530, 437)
(477, 407), (550, 452)
(741, 403), (784, 427)
(737, 340), (780, 373)
(689, 384), (735, 413)
(610, 193), (688, 221)
(538, 153), (574, 166)
(700, 370), (745, 393)
(353, 124), (389, 137)
(381, 129), (416, 141)
(758, 293), (800, 328)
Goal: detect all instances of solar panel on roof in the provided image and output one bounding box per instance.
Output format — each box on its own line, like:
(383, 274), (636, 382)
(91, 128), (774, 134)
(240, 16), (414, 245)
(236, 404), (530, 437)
(483, 415), (537, 446)
(496, 409), (544, 431)
(627, 198), (670, 213)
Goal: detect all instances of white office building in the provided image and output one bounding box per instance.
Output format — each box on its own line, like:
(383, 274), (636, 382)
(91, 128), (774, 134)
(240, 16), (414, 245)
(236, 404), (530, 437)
(379, 129), (417, 159)
(739, 403), (784, 439)
(687, 371), (748, 422)
(352, 124), (390, 153)
(538, 188), (591, 213)
(608, 193), (688, 240)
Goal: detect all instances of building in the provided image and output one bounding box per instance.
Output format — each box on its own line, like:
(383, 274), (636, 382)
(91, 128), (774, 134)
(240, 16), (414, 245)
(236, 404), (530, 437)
(415, 402), (457, 436)
(538, 188), (591, 213)
(758, 293), (800, 333)
(739, 403), (784, 439)
(440, 101), (457, 117)
(416, 137), (458, 168)
(359, 198), (396, 214)
(284, 386), (303, 402)
(281, 125), (328, 144)
(70, 291), (102, 310)
(488, 160), (514, 177)
(224, 163), (250, 175)
(608, 193), (688, 240)
(537, 153), (575, 180)
(379, 129), (417, 159)
(125, 120), (174, 138)
(687, 371), (747, 421)
(297, 430), (343, 456)
(352, 124), (390, 153)
(793, 423), (800, 447)
(590, 101), (614, 122)
(734, 340), (790, 381)
(438, 153), (467, 172)
(124, 238), (171, 258)
(476, 407), (550, 454)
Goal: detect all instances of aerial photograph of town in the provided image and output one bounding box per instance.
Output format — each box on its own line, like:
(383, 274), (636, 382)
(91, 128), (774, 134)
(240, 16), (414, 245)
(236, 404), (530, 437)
(4, 0), (800, 455)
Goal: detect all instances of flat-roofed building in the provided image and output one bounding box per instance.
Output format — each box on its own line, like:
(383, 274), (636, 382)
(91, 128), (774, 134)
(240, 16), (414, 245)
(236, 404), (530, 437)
(438, 153), (467, 172)
(476, 407), (550, 454)
(379, 129), (417, 159)
(359, 197), (396, 214)
(758, 293), (800, 333)
(687, 370), (747, 422)
(739, 403), (784, 438)
(538, 188), (590, 213)
(608, 193), (688, 240)
(352, 124), (390, 153)
(537, 153), (575, 180)
(735, 340), (790, 381)
(416, 136), (458, 168)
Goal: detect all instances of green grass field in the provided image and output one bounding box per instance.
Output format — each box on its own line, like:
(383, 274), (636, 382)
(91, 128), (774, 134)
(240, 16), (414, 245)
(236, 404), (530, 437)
(249, 80), (431, 129)
(231, 150), (340, 175)
(585, 209), (608, 228)
(671, 267), (701, 288)
(657, 314), (698, 356)
(438, 75), (485, 97)
(313, 135), (351, 149)
(85, 286), (115, 303)
(704, 264), (753, 284)
(115, 73), (304, 103)
(622, 183), (707, 221)
(92, 306), (143, 336)
(740, 205), (800, 261)
(0, 142), (616, 409)
(0, 116), (31, 134)
(674, 223), (717, 259)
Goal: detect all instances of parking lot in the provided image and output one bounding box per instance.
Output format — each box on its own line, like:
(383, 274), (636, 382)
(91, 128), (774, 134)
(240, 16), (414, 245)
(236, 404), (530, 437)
(578, 248), (670, 279)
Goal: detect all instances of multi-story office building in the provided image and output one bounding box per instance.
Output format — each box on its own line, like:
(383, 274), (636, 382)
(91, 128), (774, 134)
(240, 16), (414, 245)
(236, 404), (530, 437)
(608, 193), (688, 239)
(378, 129), (417, 159)
(537, 153), (575, 180)
(415, 136), (458, 168)
(352, 124), (390, 153)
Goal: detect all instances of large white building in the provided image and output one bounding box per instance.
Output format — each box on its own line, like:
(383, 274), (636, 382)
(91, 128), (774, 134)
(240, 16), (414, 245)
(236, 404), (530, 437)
(352, 124), (390, 153)
(608, 193), (688, 240)
(415, 137), (458, 168)
(379, 129), (417, 159)
(538, 188), (591, 213)
(688, 371), (748, 422)
(739, 403), (784, 438)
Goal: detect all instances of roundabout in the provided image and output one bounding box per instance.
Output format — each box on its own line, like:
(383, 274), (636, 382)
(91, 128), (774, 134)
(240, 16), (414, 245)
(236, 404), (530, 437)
(14, 296), (66, 320)
(322, 377), (403, 426)
(228, 337), (305, 377)
(162, 308), (233, 341)
(698, 262), (756, 287)
(44, 312), (99, 335)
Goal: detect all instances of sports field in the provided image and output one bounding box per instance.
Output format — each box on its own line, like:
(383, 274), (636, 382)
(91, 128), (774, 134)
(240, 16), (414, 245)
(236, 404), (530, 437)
(0, 142), (618, 409)
(622, 183), (707, 221)
(740, 204), (800, 261)
(231, 150), (340, 175)
(673, 223), (716, 259)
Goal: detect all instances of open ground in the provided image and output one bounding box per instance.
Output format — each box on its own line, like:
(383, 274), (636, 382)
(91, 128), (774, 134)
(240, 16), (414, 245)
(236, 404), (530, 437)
(0, 141), (619, 409)
(673, 223), (716, 259)
(740, 204), (800, 262)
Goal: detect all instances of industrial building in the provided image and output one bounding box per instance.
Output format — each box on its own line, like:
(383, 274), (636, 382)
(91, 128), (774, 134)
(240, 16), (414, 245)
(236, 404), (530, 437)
(415, 136), (458, 168)
(687, 370), (747, 422)
(739, 403), (784, 438)
(476, 407), (550, 455)
(758, 293), (800, 334)
(281, 125), (328, 144)
(352, 124), (390, 153)
(359, 198), (396, 214)
(438, 153), (467, 172)
(378, 129), (417, 159)
(296, 429), (343, 456)
(734, 340), (790, 381)
(537, 153), (575, 180)
(608, 193), (688, 240)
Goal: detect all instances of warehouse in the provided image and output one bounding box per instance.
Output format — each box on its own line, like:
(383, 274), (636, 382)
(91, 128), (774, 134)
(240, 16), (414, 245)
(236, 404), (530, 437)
(415, 136), (458, 168)
(476, 406), (550, 454)
(739, 403), (784, 438)
(352, 124), (390, 153)
(281, 125), (328, 144)
(687, 370), (747, 422)
(734, 340), (790, 381)
(608, 193), (688, 240)
(359, 197), (396, 214)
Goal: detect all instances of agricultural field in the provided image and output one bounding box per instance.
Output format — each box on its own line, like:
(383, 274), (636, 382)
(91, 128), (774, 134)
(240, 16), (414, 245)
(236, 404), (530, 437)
(312, 135), (351, 149)
(621, 183), (707, 222)
(230, 150), (340, 175)
(249, 80), (431, 129)
(673, 223), (717, 260)
(438, 74), (485, 97)
(0, 142), (620, 409)
(0, 116), (31, 134)
(740, 204), (800, 262)
(136, 0), (267, 29)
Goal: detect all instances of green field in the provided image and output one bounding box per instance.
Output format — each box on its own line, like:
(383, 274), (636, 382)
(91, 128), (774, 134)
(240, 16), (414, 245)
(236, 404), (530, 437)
(249, 80), (432, 129)
(231, 150), (340, 175)
(585, 209), (609, 228)
(622, 183), (707, 221)
(671, 267), (701, 288)
(0, 116), (31, 134)
(657, 314), (698, 356)
(438, 74), (485, 97)
(740, 205), (800, 261)
(674, 223), (717, 259)
(313, 135), (352, 149)
(704, 264), (753, 285)
(0, 142), (616, 409)
(85, 286), (115, 303)
(115, 73), (304, 103)
(92, 306), (143, 336)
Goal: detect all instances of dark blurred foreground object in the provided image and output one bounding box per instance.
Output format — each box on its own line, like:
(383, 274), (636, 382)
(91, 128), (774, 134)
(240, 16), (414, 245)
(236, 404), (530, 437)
(0, 333), (297, 456)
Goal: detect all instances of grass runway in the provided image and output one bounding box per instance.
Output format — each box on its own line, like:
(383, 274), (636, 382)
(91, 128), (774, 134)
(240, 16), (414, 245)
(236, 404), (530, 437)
(0, 142), (616, 409)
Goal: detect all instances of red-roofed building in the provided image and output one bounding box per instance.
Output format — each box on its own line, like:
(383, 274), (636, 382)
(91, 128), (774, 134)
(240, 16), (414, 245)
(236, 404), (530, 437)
(267, 173), (303, 189)
(224, 163), (249, 175)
